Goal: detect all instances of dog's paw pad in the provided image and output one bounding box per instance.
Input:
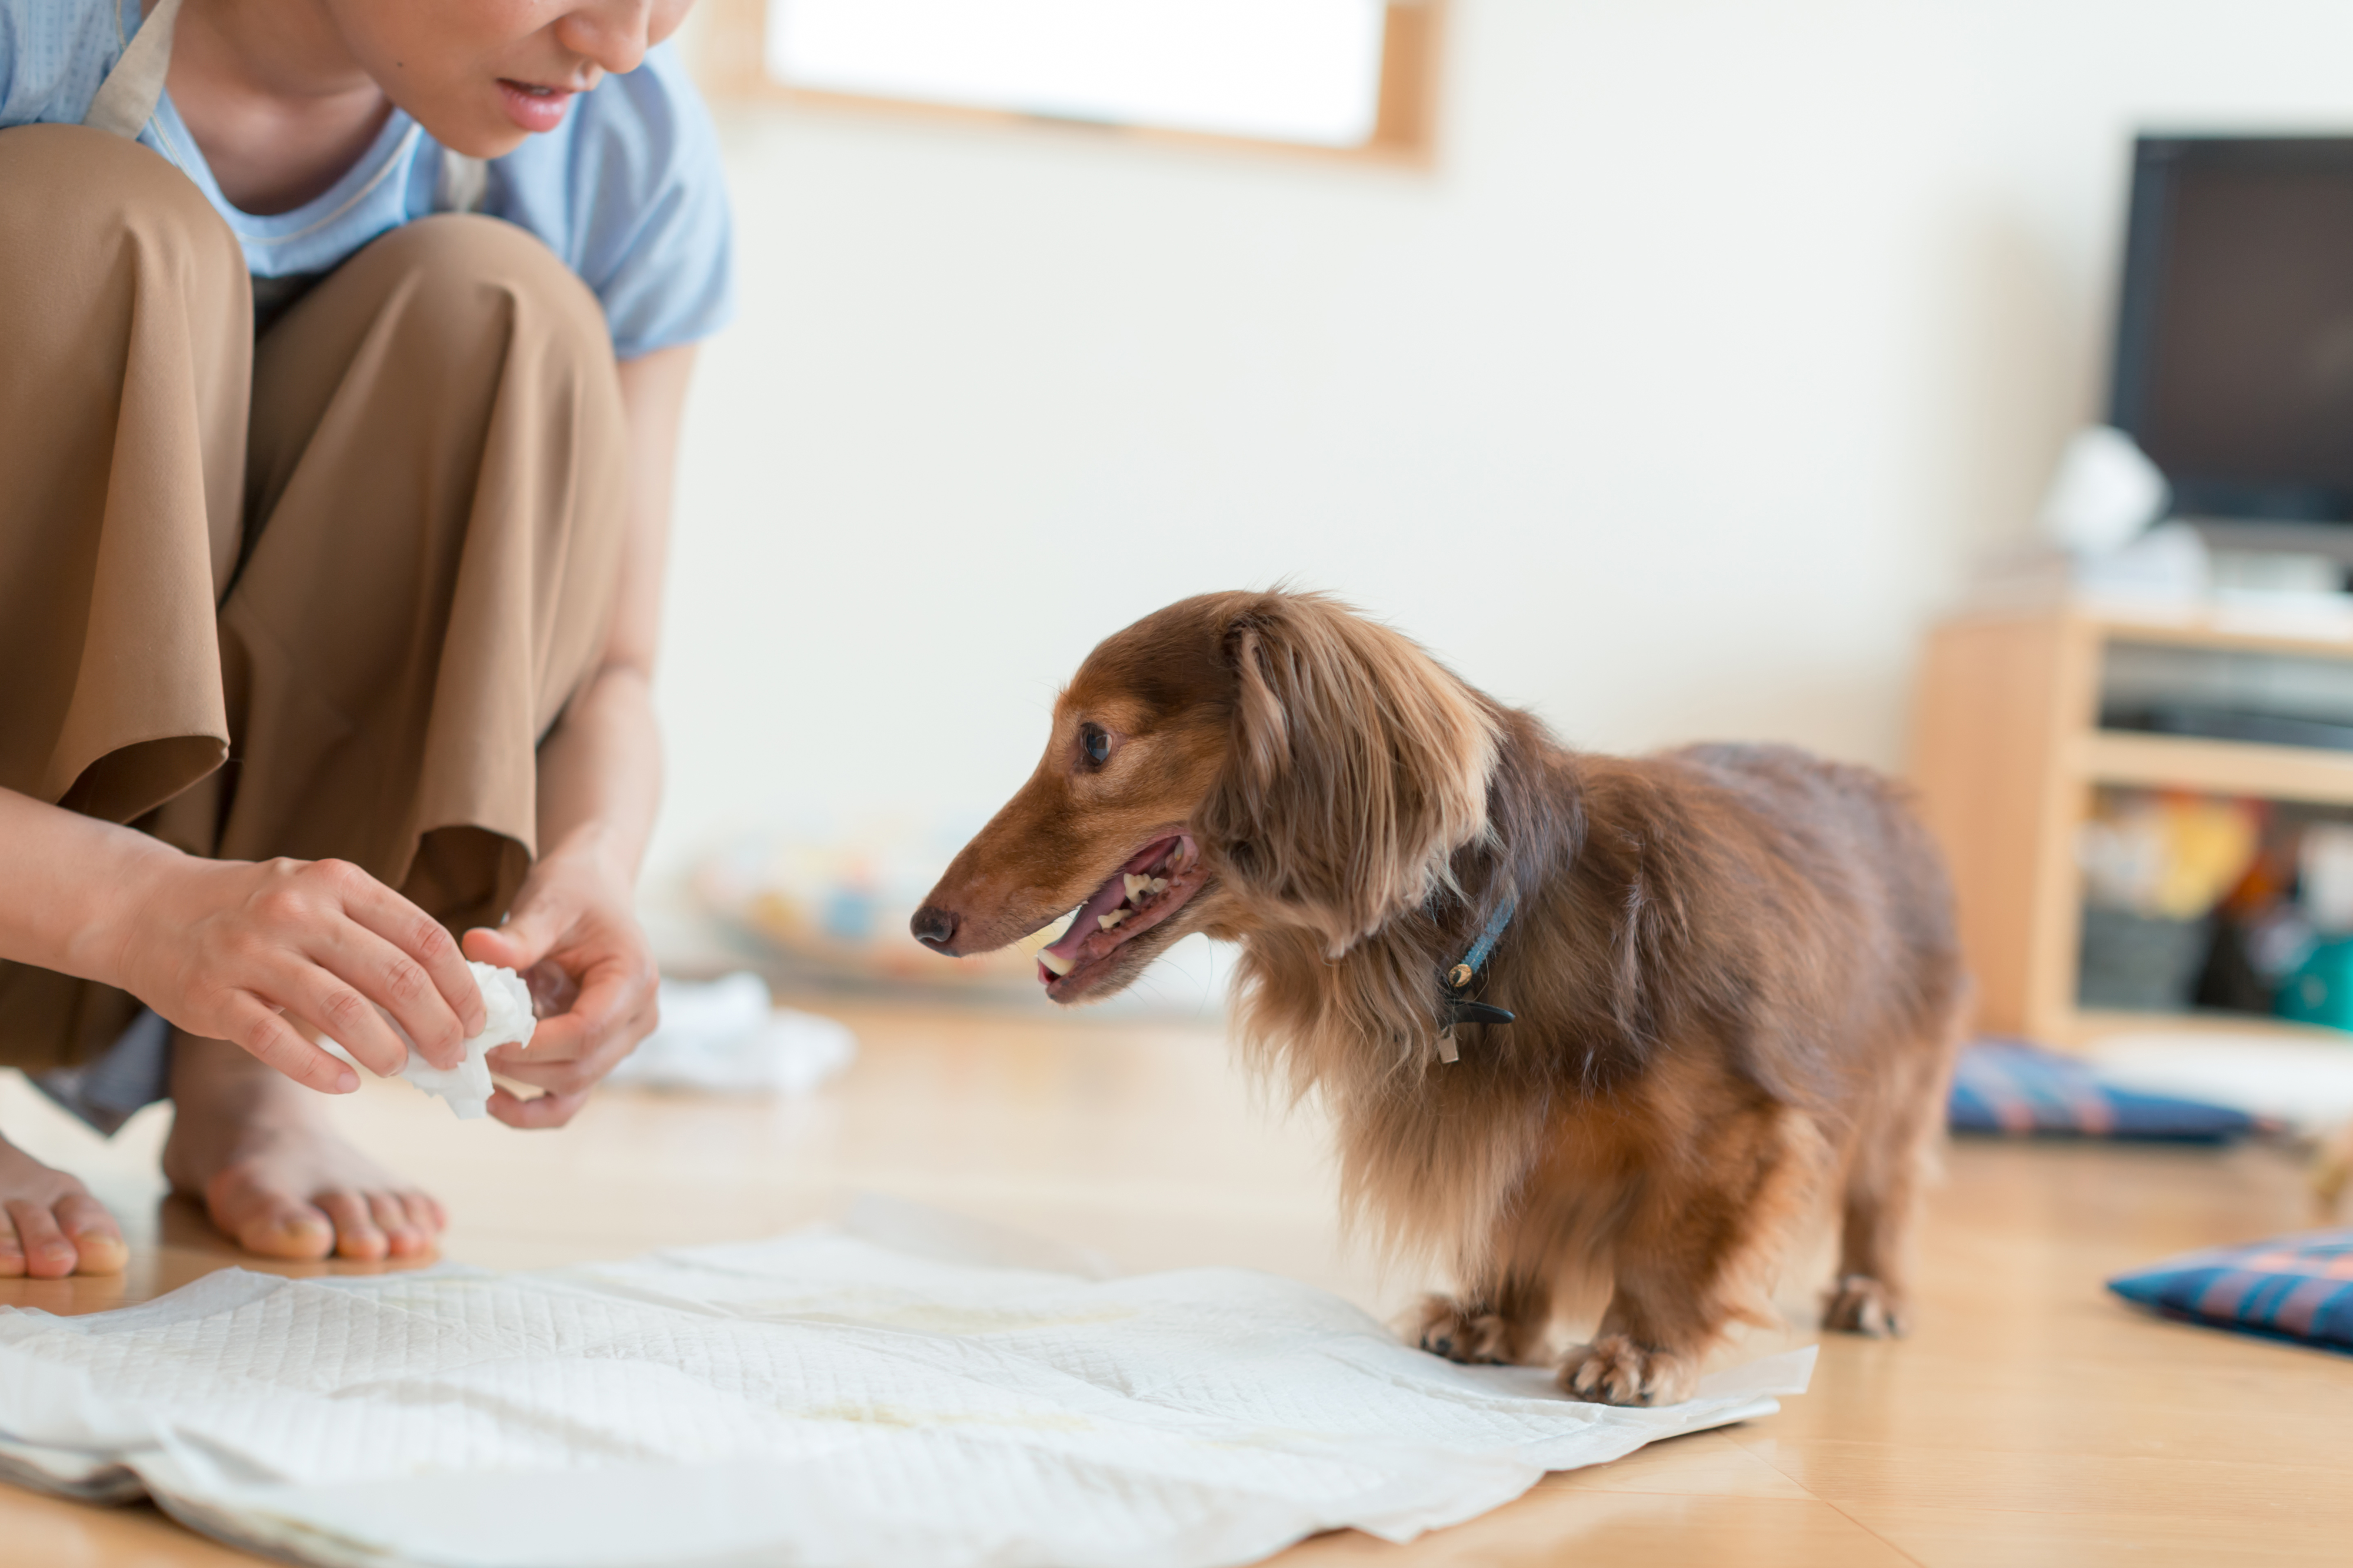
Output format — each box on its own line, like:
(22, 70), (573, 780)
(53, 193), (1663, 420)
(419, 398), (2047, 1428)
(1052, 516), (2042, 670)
(1558, 1335), (1697, 1406)
(1824, 1275), (1906, 1337)
(1411, 1294), (1514, 1365)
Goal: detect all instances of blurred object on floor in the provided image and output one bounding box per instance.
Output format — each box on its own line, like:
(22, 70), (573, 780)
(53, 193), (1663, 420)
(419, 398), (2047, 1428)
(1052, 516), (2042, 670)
(695, 824), (1051, 996)
(1948, 1038), (2259, 1142)
(606, 973), (855, 1095)
(2108, 1229), (2353, 1354)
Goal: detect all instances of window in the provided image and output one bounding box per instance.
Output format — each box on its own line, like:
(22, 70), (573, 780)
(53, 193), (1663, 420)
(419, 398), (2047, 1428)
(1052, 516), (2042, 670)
(695, 0), (1444, 164)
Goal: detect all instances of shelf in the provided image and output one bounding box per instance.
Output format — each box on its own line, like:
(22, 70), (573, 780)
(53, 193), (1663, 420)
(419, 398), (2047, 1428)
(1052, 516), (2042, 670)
(2074, 730), (2353, 806)
(2085, 605), (2353, 659)
(2062, 1007), (2353, 1050)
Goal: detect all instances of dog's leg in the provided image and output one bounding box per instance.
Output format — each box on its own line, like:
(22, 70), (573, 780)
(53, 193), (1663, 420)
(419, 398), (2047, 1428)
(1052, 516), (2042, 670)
(1824, 1011), (1962, 1337)
(1560, 1105), (1818, 1406)
(1412, 1270), (1552, 1365)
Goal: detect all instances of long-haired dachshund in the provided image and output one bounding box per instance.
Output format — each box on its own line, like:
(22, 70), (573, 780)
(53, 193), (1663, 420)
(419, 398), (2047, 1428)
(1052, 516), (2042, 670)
(913, 590), (1966, 1404)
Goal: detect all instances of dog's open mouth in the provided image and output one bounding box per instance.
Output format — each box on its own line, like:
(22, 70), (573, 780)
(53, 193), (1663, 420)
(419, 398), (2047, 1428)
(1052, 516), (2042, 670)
(1033, 833), (1204, 995)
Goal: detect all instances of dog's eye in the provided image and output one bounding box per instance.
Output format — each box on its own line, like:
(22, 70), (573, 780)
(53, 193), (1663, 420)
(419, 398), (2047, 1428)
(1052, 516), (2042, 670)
(1080, 723), (1111, 767)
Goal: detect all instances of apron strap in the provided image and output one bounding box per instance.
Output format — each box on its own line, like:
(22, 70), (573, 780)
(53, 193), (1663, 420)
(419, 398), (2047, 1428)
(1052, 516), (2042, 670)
(84, 0), (184, 139)
(435, 152), (489, 215)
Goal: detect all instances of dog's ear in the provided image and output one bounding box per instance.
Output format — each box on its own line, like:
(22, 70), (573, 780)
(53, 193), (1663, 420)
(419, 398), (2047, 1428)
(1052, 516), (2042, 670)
(1197, 595), (1499, 958)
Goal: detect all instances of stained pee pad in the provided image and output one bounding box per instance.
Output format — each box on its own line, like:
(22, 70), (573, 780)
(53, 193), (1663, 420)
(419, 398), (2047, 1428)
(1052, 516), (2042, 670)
(0, 1202), (1812, 1568)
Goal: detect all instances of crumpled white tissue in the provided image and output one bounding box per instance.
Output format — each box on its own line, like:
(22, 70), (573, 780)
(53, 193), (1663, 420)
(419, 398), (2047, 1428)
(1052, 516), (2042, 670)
(604, 972), (855, 1095)
(0, 1199), (1809, 1568)
(365, 961), (535, 1119)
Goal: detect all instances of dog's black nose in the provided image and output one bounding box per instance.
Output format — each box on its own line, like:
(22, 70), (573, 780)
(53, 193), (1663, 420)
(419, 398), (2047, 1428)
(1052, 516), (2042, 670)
(910, 904), (959, 952)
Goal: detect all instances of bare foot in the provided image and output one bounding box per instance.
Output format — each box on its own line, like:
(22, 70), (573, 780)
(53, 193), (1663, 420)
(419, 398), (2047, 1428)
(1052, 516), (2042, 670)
(161, 1032), (445, 1261)
(0, 1133), (128, 1278)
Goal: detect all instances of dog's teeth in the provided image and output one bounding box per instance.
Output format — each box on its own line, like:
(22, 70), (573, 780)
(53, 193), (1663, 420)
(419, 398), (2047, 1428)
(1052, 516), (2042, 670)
(1146, 877), (1169, 895)
(1123, 873), (1151, 902)
(1038, 950), (1074, 976)
(1098, 909), (1129, 930)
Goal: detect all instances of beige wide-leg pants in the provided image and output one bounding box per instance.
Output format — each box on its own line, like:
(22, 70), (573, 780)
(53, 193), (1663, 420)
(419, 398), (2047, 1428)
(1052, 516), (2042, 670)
(0, 125), (628, 1078)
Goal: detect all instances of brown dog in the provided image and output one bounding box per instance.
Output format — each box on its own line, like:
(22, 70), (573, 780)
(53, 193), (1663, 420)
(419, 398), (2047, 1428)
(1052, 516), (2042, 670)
(912, 590), (1966, 1404)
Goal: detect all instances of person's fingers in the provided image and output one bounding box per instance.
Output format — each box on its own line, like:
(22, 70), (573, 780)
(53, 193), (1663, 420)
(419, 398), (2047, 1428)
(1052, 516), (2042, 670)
(462, 906), (562, 978)
(492, 997), (651, 1095)
(318, 923), (473, 1069)
(222, 996), (359, 1093)
(55, 1192), (126, 1276)
(489, 1056), (602, 1096)
(334, 867), (484, 1036)
(273, 960), (412, 1080)
(506, 964), (641, 1065)
(314, 1191), (388, 1261)
(5, 1200), (76, 1280)
(488, 1085), (590, 1130)
(314, 922), (469, 1070)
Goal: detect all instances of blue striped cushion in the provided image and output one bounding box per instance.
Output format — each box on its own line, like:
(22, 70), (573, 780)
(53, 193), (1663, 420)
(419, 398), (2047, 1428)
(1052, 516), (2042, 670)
(1948, 1039), (2256, 1142)
(2109, 1232), (2353, 1352)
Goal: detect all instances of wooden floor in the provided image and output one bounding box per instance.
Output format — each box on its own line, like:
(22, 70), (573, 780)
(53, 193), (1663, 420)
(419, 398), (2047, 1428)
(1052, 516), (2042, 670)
(3, 998), (2349, 1567)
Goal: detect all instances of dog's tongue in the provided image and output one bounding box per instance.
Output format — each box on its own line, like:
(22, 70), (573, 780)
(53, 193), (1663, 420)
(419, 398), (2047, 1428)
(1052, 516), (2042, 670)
(1042, 876), (1131, 967)
(1040, 838), (1184, 972)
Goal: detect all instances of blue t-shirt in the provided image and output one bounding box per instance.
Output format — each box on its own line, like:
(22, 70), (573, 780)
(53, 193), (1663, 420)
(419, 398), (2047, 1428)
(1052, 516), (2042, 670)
(0, 0), (733, 358)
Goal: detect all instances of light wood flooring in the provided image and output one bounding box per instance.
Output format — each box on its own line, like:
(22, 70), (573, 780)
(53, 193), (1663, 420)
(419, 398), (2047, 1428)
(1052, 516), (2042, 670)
(3, 999), (2349, 1567)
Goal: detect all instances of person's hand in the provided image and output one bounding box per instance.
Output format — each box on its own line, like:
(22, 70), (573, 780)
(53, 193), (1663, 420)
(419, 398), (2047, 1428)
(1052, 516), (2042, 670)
(462, 842), (658, 1129)
(108, 855), (487, 1093)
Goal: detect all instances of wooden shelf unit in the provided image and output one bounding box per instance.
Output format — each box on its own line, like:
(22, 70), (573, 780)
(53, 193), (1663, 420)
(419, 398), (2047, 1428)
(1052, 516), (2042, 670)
(1909, 603), (2353, 1047)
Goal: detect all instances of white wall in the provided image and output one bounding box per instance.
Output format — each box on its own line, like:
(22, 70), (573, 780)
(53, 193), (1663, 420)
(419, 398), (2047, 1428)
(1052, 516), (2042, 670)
(649, 0), (2353, 882)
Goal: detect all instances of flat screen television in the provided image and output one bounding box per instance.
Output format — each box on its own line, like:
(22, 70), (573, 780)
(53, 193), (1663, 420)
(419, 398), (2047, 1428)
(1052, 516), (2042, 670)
(2112, 136), (2353, 544)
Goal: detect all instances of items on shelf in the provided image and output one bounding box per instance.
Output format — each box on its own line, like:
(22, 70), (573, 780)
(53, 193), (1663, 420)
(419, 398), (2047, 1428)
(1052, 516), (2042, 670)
(2076, 789), (2353, 1032)
(2075, 790), (2259, 1010)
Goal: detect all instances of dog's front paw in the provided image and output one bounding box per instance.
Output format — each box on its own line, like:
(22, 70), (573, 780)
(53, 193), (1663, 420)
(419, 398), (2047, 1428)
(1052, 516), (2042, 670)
(1411, 1294), (1519, 1365)
(1558, 1335), (1698, 1406)
(1823, 1274), (1907, 1337)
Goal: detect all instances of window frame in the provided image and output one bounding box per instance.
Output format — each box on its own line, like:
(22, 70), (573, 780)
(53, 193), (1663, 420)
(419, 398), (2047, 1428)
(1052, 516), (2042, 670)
(692, 0), (1446, 168)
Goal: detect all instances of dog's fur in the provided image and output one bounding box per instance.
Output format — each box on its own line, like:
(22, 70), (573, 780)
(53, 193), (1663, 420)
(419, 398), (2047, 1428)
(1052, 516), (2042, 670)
(914, 590), (1967, 1404)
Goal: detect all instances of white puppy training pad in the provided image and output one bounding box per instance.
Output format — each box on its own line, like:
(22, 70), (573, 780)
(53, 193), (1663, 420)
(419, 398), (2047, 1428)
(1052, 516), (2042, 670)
(0, 1208), (1812, 1568)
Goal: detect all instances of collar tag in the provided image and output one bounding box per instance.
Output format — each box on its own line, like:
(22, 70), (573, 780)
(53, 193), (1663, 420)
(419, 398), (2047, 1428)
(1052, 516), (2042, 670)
(1435, 895), (1518, 1062)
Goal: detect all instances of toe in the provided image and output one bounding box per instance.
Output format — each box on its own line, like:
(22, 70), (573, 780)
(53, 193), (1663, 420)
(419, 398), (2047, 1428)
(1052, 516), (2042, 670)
(402, 1192), (446, 1237)
(55, 1192), (127, 1276)
(6, 1199), (78, 1280)
(230, 1196), (336, 1260)
(0, 1210), (23, 1279)
(369, 1193), (426, 1257)
(316, 1191), (388, 1260)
